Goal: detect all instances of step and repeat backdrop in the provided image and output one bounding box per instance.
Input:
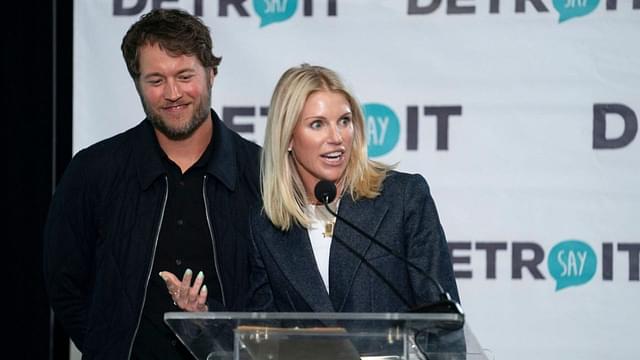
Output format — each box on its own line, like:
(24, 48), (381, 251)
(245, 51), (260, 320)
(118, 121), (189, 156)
(73, 1), (639, 359)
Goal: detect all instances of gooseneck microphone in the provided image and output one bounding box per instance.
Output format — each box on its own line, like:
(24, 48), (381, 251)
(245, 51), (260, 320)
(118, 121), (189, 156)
(314, 180), (464, 328)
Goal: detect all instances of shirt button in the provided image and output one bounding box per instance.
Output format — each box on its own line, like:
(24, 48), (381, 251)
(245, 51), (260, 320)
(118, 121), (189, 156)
(175, 259), (182, 266)
(177, 219), (184, 226)
(178, 180), (185, 187)
(171, 339), (177, 346)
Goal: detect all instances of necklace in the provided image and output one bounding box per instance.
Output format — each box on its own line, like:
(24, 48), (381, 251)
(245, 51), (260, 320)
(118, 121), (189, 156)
(323, 220), (335, 238)
(306, 200), (339, 238)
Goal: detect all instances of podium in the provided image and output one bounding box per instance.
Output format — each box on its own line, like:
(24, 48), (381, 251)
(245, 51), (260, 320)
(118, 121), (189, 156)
(165, 312), (489, 360)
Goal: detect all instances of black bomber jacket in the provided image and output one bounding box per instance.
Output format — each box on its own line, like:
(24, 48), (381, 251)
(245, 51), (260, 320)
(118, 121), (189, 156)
(43, 110), (261, 359)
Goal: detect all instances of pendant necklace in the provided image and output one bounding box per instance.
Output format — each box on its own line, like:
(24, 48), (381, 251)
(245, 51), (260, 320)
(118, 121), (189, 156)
(323, 220), (335, 238)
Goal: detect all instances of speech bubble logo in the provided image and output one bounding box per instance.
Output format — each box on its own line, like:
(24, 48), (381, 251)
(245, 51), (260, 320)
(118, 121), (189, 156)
(548, 240), (597, 291)
(362, 103), (400, 157)
(553, 0), (600, 23)
(254, 0), (298, 27)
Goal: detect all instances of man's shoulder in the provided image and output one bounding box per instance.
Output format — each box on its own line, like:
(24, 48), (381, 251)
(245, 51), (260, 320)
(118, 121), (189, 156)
(76, 120), (148, 159)
(233, 132), (261, 156)
(225, 125), (261, 154)
(67, 121), (151, 180)
(212, 110), (261, 158)
(218, 122), (262, 178)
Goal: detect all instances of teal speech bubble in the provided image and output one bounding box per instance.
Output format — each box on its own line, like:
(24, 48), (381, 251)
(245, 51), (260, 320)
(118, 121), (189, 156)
(362, 103), (400, 157)
(253, 0), (298, 27)
(553, 0), (599, 23)
(548, 240), (597, 291)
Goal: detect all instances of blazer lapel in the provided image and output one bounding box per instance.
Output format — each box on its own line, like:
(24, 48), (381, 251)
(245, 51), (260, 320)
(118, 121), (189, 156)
(262, 224), (336, 313)
(329, 194), (389, 311)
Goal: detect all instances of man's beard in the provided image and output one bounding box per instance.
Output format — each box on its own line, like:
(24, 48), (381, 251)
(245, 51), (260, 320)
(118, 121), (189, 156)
(142, 87), (212, 141)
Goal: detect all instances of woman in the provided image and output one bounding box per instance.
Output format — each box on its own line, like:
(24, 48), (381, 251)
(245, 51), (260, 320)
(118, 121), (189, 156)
(248, 64), (459, 313)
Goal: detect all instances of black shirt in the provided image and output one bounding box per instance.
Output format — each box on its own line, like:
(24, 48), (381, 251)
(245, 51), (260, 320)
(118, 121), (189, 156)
(132, 139), (223, 359)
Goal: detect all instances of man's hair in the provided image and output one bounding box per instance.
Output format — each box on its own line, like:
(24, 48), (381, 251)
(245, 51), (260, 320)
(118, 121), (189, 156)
(261, 64), (392, 231)
(121, 8), (221, 80)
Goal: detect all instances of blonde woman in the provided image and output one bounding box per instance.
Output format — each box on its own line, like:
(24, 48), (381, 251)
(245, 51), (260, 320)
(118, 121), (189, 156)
(248, 64), (459, 313)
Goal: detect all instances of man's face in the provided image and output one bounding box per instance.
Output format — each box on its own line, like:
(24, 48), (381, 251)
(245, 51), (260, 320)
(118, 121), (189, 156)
(137, 43), (213, 141)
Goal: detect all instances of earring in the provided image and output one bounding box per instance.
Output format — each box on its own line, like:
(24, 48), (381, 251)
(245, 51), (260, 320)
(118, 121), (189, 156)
(287, 147), (292, 152)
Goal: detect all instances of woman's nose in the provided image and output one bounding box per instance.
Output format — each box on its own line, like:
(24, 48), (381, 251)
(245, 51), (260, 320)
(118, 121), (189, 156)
(329, 128), (343, 144)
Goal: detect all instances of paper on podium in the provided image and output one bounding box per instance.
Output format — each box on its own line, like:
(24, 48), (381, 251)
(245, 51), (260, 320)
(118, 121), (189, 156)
(236, 325), (361, 360)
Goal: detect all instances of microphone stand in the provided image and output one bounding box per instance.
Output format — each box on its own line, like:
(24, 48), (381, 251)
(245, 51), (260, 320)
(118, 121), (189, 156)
(319, 196), (465, 328)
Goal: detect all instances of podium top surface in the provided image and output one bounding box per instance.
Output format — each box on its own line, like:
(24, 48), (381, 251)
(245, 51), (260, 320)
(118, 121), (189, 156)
(164, 312), (486, 360)
(165, 311), (464, 322)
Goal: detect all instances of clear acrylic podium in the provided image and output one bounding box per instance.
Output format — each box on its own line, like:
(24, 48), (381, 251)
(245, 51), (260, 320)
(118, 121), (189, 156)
(165, 312), (489, 360)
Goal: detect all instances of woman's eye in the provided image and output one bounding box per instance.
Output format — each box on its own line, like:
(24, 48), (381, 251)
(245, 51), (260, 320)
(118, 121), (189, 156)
(339, 117), (352, 126)
(310, 121), (323, 129)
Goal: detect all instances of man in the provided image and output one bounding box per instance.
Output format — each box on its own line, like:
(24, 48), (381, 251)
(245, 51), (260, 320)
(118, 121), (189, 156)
(43, 9), (260, 359)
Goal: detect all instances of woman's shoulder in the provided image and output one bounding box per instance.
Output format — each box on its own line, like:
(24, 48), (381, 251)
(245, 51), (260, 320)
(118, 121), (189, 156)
(381, 170), (430, 194)
(249, 203), (290, 235)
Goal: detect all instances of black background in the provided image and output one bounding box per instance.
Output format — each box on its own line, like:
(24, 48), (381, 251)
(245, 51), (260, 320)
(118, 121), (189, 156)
(6, 1), (73, 359)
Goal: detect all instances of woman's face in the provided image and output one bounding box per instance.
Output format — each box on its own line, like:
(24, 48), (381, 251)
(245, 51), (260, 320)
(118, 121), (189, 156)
(290, 90), (354, 200)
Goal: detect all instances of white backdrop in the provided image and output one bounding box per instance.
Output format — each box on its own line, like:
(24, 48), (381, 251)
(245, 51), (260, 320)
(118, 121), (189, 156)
(73, 1), (640, 359)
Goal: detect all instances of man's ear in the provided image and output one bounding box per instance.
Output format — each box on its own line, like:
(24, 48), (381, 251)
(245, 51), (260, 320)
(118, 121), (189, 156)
(208, 68), (215, 87)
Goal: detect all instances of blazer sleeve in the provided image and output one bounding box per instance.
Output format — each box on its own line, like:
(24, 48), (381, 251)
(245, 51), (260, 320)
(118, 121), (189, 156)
(402, 174), (460, 304)
(42, 151), (97, 351)
(246, 209), (277, 312)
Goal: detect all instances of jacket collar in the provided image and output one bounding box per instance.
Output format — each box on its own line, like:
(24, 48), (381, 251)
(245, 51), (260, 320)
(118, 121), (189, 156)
(263, 224), (337, 313)
(328, 193), (389, 311)
(134, 109), (238, 191)
(259, 193), (389, 312)
(205, 110), (237, 191)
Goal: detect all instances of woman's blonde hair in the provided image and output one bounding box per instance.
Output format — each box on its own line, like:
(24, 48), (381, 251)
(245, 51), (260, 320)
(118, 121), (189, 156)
(262, 64), (392, 231)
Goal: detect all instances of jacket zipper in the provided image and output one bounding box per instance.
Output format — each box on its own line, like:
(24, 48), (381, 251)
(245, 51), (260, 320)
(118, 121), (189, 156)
(127, 176), (169, 359)
(203, 174), (226, 308)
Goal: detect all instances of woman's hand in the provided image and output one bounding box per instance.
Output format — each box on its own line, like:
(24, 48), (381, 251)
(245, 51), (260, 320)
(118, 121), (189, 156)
(159, 269), (209, 312)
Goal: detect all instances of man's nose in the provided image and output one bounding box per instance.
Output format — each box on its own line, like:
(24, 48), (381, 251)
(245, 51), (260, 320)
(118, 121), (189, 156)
(164, 79), (182, 101)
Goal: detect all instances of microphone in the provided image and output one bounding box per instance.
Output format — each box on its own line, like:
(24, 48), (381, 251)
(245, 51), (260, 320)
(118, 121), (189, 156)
(314, 180), (464, 329)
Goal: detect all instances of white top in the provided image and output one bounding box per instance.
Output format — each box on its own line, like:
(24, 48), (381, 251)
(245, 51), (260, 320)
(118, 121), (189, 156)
(304, 201), (339, 294)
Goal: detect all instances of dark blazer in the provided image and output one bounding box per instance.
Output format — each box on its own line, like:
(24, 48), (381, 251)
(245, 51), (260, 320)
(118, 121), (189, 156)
(248, 171), (459, 313)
